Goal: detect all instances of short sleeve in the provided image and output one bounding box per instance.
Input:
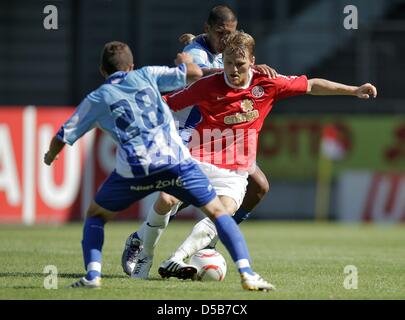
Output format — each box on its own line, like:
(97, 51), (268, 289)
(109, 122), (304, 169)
(56, 92), (101, 145)
(142, 66), (187, 93)
(274, 75), (308, 100)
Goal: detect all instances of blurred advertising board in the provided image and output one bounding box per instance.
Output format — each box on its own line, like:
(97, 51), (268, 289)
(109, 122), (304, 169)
(1, 107), (404, 223)
(257, 115), (405, 180)
(0, 106), (140, 223)
(337, 171), (405, 222)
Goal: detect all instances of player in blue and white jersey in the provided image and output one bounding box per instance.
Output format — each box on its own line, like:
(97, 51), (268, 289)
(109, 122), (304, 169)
(173, 22), (225, 145)
(121, 5), (277, 280)
(44, 41), (274, 291)
(176, 5), (276, 143)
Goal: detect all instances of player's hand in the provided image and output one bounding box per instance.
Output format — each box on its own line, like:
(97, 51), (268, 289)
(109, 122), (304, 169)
(44, 151), (58, 166)
(252, 64), (278, 79)
(355, 83), (377, 99)
(179, 33), (196, 46)
(175, 52), (194, 66)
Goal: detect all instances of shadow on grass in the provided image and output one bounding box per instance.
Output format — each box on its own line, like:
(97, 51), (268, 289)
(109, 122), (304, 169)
(5, 286), (39, 289)
(142, 276), (194, 282)
(0, 272), (127, 279)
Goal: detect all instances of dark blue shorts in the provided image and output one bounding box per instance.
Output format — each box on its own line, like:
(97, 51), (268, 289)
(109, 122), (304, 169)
(94, 159), (216, 212)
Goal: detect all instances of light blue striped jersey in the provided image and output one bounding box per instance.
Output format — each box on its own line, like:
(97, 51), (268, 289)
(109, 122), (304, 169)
(184, 35), (223, 69)
(57, 65), (191, 178)
(174, 36), (223, 144)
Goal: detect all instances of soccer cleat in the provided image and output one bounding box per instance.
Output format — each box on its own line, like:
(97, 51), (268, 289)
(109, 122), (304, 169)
(121, 232), (143, 276)
(240, 272), (275, 292)
(67, 277), (101, 289)
(131, 254), (153, 279)
(158, 257), (198, 280)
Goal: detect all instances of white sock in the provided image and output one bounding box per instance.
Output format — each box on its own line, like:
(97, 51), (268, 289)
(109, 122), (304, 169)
(142, 207), (171, 257)
(137, 202), (182, 242)
(172, 217), (217, 261)
(137, 222), (146, 241)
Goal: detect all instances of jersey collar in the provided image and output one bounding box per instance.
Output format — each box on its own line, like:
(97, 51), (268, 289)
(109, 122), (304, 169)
(105, 71), (128, 84)
(196, 35), (222, 60)
(224, 68), (253, 90)
(195, 35), (210, 52)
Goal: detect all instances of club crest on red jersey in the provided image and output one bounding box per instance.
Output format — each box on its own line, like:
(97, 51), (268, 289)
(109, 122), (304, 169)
(251, 86), (264, 98)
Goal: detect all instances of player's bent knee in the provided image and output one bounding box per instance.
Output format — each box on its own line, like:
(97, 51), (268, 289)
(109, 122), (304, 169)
(200, 197), (228, 220)
(218, 196), (238, 215)
(86, 201), (116, 222)
(154, 192), (180, 214)
(258, 178), (270, 196)
(248, 169), (270, 198)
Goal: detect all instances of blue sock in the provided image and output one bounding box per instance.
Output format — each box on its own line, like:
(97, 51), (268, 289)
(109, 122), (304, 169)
(233, 208), (251, 224)
(214, 215), (254, 275)
(81, 216), (105, 281)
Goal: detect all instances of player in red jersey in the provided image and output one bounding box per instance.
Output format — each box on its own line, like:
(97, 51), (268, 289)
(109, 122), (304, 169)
(166, 71), (308, 172)
(121, 5), (277, 278)
(131, 30), (377, 281)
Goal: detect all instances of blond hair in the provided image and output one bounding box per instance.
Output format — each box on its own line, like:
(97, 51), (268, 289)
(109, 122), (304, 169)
(222, 31), (255, 58)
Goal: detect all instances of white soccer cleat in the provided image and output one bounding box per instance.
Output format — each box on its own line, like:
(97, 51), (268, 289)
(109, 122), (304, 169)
(67, 277), (101, 289)
(158, 257), (198, 280)
(131, 254), (153, 279)
(121, 232), (143, 276)
(240, 272), (275, 292)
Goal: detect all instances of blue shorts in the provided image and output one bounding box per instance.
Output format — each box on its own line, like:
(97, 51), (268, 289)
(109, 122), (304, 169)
(94, 159), (217, 212)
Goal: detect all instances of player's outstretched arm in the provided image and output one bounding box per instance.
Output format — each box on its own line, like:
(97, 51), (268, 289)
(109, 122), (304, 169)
(174, 52), (203, 83)
(307, 78), (377, 99)
(44, 136), (66, 166)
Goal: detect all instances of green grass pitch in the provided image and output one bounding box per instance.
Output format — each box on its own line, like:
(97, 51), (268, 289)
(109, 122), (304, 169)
(0, 221), (404, 300)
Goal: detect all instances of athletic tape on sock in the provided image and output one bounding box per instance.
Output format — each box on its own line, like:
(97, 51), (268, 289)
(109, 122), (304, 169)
(236, 259), (250, 269)
(87, 262), (102, 273)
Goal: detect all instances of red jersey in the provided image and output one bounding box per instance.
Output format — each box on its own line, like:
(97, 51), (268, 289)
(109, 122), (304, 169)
(165, 69), (308, 171)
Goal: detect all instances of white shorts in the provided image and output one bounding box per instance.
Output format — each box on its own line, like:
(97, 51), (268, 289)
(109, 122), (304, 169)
(194, 160), (248, 209)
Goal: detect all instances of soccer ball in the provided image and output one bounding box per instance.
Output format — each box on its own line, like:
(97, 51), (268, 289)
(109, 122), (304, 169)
(190, 248), (227, 281)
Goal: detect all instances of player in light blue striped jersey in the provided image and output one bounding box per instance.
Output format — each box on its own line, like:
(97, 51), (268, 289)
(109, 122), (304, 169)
(56, 62), (194, 179)
(44, 41), (274, 291)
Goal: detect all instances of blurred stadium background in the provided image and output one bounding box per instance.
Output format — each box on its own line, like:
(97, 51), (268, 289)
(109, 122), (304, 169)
(1, 0), (404, 225)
